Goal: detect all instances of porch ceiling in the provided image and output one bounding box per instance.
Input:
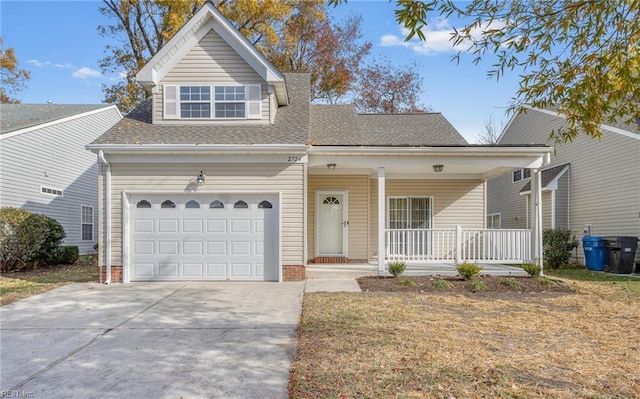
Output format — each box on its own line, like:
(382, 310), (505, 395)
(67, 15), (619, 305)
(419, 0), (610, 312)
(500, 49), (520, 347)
(307, 146), (553, 180)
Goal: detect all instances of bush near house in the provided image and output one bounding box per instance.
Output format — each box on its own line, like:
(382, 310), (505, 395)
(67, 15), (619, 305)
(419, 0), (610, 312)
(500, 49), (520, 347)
(0, 208), (66, 271)
(543, 229), (578, 269)
(387, 261), (407, 277)
(56, 246), (80, 265)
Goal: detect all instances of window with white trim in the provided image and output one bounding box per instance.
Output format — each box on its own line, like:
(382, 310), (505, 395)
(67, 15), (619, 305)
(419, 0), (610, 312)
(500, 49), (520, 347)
(41, 186), (63, 197)
(164, 84), (261, 120)
(487, 213), (501, 229)
(513, 168), (531, 182)
(81, 205), (94, 241)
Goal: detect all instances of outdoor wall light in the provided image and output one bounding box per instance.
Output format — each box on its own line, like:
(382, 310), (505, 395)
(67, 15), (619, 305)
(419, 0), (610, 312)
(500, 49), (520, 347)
(195, 171), (206, 185)
(432, 164), (444, 173)
(327, 163), (336, 170)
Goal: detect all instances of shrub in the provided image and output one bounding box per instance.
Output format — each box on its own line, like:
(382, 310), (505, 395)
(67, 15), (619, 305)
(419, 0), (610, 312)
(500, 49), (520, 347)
(543, 229), (578, 269)
(398, 278), (417, 287)
(538, 277), (558, 286)
(0, 207), (31, 241)
(433, 278), (453, 289)
(466, 279), (487, 292)
(522, 263), (541, 277)
(11, 214), (66, 269)
(500, 278), (522, 289)
(456, 262), (482, 280)
(56, 246), (79, 265)
(387, 261), (407, 277)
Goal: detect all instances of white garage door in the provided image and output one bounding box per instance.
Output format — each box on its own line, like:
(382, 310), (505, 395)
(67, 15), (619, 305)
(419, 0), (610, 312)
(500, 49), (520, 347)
(129, 194), (279, 281)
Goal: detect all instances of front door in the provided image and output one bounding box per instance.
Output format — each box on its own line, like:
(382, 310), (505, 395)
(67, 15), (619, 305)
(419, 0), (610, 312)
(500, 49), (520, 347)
(316, 190), (348, 256)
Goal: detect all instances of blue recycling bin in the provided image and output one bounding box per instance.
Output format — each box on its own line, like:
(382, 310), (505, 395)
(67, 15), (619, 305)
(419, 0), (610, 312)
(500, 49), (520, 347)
(582, 236), (606, 271)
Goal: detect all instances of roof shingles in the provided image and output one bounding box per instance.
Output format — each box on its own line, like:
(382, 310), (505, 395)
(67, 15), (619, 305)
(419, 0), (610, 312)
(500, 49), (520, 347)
(1, 104), (108, 134)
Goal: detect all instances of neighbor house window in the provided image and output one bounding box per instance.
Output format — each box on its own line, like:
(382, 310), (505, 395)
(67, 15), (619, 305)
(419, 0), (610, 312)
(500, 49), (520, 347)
(81, 205), (94, 241)
(164, 84), (261, 120)
(512, 168), (531, 182)
(41, 186), (63, 197)
(487, 213), (501, 229)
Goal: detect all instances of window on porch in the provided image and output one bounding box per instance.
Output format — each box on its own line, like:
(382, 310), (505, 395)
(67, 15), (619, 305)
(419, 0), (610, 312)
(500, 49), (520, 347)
(388, 197), (433, 256)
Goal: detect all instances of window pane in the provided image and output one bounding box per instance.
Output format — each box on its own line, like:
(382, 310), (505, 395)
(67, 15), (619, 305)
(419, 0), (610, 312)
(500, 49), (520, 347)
(513, 170), (522, 181)
(523, 169), (531, 179)
(82, 224), (93, 241)
(215, 103), (245, 118)
(181, 103), (211, 118)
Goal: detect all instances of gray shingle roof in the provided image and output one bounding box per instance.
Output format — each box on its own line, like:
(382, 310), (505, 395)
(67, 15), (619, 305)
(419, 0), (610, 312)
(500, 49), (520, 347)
(1, 104), (108, 134)
(310, 104), (468, 145)
(520, 163), (570, 193)
(92, 72), (310, 145)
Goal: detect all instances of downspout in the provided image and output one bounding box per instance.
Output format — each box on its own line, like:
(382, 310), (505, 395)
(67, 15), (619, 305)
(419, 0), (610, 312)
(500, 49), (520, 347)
(98, 150), (111, 284)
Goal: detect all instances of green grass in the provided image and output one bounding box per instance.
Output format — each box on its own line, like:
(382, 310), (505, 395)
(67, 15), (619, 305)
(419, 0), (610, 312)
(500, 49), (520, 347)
(0, 257), (98, 305)
(545, 266), (640, 298)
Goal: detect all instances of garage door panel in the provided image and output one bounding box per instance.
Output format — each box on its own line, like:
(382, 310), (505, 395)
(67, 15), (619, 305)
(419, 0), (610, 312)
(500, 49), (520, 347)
(182, 219), (203, 233)
(158, 241), (179, 255)
(158, 219), (179, 233)
(134, 219), (154, 233)
(134, 241), (155, 255)
(207, 241), (227, 255)
(207, 219), (227, 233)
(183, 263), (204, 277)
(133, 263), (154, 278)
(158, 262), (179, 276)
(206, 263), (227, 278)
(183, 241), (203, 255)
(130, 194), (278, 282)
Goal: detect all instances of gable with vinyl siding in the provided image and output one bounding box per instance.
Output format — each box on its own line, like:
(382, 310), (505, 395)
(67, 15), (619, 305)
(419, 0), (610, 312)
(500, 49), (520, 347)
(153, 29), (271, 124)
(488, 108), (640, 264)
(0, 105), (122, 255)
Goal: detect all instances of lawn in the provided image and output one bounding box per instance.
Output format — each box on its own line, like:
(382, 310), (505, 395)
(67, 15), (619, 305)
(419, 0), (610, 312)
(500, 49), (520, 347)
(289, 272), (640, 398)
(0, 256), (99, 305)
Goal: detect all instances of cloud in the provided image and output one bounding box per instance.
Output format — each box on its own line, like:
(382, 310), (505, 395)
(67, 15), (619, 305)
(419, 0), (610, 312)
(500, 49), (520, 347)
(380, 18), (506, 55)
(53, 63), (75, 69)
(27, 59), (49, 67)
(72, 67), (102, 79)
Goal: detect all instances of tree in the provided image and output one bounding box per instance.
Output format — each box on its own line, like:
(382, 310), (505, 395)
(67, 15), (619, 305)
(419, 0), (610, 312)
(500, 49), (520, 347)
(266, 13), (371, 103)
(0, 38), (30, 103)
(98, 0), (350, 112)
(353, 61), (430, 113)
(476, 116), (501, 144)
(330, 0), (640, 142)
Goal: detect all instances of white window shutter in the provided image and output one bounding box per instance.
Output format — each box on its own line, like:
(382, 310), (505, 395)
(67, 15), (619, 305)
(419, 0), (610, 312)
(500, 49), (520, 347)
(246, 84), (261, 119)
(164, 85), (179, 119)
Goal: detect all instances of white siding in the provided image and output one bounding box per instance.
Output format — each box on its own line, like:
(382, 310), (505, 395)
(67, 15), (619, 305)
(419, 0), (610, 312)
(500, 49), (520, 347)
(489, 109), (640, 264)
(154, 29), (270, 123)
(370, 179), (485, 258)
(0, 107), (122, 254)
(106, 163), (304, 267)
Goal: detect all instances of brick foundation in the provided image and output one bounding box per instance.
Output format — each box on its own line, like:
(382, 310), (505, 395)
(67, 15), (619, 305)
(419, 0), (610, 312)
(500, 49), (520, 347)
(100, 266), (123, 283)
(309, 257), (368, 264)
(283, 265), (305, 281)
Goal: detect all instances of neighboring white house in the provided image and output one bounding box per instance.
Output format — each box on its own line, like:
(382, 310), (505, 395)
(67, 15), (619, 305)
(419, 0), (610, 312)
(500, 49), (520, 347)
(87, 2), (553, 284)
(487, 106), (640, 265)
(0, 104), (122, 254)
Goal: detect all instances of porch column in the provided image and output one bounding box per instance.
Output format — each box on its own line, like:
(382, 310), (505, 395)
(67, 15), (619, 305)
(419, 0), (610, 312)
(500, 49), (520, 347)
(378, 167), (386, 274)
(530, 168), (544, 276)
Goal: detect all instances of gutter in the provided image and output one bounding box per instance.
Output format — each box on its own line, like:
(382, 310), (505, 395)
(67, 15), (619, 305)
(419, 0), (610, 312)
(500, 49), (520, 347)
(85, 143), (308, 153)
(98, 150), (111, 284)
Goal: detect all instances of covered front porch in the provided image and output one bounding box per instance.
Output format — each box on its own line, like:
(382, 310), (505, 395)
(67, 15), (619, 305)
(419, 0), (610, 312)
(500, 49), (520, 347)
(306, 145), (553, 275)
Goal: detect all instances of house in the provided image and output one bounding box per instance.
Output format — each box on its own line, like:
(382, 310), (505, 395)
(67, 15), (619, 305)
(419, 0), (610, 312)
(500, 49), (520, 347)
(86, 2), (552, 283)
(0, 104), (122, 254)
(487, 106), (640, 266)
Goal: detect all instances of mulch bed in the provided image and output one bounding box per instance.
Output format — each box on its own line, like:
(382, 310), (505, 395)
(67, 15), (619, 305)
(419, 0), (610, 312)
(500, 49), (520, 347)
(357, 275), (575, 297)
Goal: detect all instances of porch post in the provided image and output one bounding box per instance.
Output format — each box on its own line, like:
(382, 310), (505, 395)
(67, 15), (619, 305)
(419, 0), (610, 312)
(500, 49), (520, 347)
(378, 167), (386, 275)
(530, 168), (544, 276)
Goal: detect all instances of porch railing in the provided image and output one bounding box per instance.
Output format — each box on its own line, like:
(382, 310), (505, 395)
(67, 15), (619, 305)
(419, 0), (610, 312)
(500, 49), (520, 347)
(386, 226), (531, 264)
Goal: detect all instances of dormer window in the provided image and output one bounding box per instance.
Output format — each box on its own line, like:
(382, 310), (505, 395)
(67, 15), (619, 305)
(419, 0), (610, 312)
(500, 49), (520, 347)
(164, 84), (261, 120)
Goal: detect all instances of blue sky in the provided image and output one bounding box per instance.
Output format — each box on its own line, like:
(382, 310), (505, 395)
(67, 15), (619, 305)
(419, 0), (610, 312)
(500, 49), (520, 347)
(0, 0), (522, 142)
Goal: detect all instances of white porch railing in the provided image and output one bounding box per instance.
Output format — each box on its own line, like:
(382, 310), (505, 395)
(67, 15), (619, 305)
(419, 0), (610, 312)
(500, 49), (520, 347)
(386, 226), (531, 264)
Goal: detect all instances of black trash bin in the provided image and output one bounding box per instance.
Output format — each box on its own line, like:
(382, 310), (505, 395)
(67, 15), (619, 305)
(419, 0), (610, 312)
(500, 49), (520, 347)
(603, 236), (638, 274)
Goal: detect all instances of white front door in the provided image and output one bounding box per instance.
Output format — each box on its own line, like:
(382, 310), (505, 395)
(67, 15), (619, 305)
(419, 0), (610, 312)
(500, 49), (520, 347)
(316, 190), (348, 256)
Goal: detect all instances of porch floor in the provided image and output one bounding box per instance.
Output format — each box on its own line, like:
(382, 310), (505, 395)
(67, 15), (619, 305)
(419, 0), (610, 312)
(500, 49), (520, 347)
(305, 262), (529, 279)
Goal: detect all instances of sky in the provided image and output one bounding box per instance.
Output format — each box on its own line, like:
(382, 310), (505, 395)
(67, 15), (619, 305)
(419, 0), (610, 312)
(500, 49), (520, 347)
(0, 0), (523, 143)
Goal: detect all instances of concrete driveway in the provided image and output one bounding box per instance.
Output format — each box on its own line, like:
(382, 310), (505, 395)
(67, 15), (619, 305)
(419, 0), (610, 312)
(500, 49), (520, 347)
(0, 281), (304, 399)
